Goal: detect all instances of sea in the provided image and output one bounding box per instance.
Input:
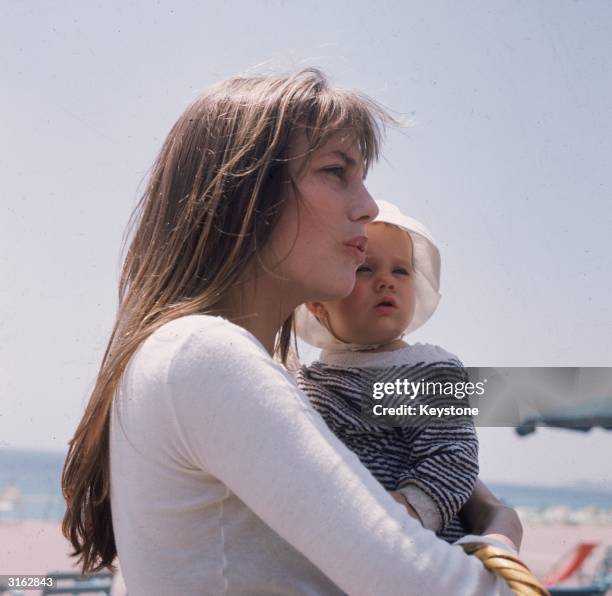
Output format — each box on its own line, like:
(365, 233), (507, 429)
(1, 448), (611, 524)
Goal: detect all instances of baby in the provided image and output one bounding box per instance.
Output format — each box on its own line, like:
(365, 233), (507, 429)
(295, 199), (476, 543)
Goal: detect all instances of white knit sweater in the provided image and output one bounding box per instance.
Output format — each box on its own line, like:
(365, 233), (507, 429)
(109, 315), (512, 595)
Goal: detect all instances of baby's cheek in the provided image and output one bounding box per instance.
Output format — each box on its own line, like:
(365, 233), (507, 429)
(337, 305), (368, 339)
(346, 281), (371, 303)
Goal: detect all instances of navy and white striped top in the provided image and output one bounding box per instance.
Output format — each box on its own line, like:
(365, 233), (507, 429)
(297, 343), (479, 543)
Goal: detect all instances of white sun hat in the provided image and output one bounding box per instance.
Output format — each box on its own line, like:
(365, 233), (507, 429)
(294, 199), (441, 350)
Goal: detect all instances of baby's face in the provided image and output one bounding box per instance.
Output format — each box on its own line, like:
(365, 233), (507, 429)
(312, 223), (416, 345)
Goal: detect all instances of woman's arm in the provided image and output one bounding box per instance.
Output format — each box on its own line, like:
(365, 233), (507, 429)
(167, 317), (513, 595)
(460, 478), (523, 552)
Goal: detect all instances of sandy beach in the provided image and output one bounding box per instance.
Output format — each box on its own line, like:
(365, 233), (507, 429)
(1, 519), (610, 592)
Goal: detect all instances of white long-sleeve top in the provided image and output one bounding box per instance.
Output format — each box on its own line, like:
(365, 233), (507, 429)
(110, 315), (512, 595)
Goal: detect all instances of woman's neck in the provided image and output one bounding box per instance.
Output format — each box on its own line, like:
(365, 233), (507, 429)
(213, 272), (297, 356)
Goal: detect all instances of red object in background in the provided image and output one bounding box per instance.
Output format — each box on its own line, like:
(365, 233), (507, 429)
(542, 542), (599, 587)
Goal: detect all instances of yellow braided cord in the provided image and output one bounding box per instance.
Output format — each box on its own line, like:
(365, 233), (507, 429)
(465, 544), (550, 596)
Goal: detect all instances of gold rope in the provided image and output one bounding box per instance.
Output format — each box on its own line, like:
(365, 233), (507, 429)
(463, 543), (550, 596)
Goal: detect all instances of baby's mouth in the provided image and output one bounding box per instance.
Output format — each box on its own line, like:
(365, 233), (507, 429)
(374, 297), (398, 313)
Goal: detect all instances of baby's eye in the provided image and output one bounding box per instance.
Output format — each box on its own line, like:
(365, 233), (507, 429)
(393, 268), (410, 275)
(357, 265), (372, 274)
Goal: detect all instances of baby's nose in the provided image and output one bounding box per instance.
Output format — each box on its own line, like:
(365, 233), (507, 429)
(377, 277), (395, 290)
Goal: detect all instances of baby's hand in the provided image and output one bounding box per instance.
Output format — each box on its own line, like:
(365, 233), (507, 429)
(388, 491), (422, 524)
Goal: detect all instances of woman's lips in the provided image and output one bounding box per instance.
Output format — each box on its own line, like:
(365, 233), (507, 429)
(345, 245), (366, 262)
(343, 236), (368, 263)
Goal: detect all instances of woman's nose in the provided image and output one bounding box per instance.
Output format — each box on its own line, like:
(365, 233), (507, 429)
(349, 184), (378, 223)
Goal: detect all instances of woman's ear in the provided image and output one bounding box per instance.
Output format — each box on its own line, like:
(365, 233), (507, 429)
(305, 302), (327, 318)
(306, 301), (335, 338)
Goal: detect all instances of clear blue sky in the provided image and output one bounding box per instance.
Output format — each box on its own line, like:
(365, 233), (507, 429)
(2, 1), (611, 488)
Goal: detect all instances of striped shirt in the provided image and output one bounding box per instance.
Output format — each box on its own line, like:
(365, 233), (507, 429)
(297, 343), (479, 543)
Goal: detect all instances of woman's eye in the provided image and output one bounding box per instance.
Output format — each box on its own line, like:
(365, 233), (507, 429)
(323, 166), (344, 179)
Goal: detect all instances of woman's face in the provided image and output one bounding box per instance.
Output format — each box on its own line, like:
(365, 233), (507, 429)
(262, 131), (378, 306)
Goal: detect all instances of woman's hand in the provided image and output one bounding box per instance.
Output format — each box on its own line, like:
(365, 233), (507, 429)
(460, 478), (523, 552)
(388, 491), (422, 524)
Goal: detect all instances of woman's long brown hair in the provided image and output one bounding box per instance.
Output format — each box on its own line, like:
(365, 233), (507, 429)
(61, 68), (390, 573)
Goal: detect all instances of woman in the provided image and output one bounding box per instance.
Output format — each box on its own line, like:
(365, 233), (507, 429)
(63, 69), (521, 595)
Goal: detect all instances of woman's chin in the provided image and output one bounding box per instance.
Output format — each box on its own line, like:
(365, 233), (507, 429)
(311, 278), (356, 303)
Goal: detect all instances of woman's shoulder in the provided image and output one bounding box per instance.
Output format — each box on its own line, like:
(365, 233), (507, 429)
(145, 314), (266, 356)
(121, 314), (293, 427)
(130, 314), (271, 384)
(153, 313), (261, 343)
